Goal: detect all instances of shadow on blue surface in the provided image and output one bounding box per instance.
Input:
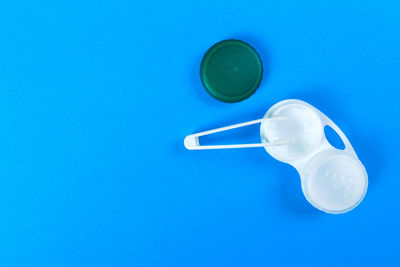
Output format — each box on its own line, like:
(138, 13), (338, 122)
(278, 165), (320, 217)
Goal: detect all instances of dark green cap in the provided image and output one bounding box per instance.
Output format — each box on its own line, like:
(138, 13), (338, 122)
(200, 39), (263, 103)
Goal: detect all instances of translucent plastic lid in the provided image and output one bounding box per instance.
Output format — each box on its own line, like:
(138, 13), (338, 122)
(302, 151), (367, 213)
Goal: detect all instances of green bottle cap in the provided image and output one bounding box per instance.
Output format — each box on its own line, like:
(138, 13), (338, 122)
(200, 39), (263, 103)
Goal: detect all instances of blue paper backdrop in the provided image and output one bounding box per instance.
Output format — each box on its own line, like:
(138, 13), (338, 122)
(1, 0), (399, 266)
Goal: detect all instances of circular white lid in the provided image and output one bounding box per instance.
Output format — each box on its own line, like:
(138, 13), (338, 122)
(302, 151), (368, 214)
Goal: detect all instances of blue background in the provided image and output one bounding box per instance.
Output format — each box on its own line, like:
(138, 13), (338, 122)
(1, 0), (399, 266)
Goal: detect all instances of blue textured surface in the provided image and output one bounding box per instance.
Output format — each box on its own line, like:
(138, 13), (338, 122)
(1, 1), (400, 266)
